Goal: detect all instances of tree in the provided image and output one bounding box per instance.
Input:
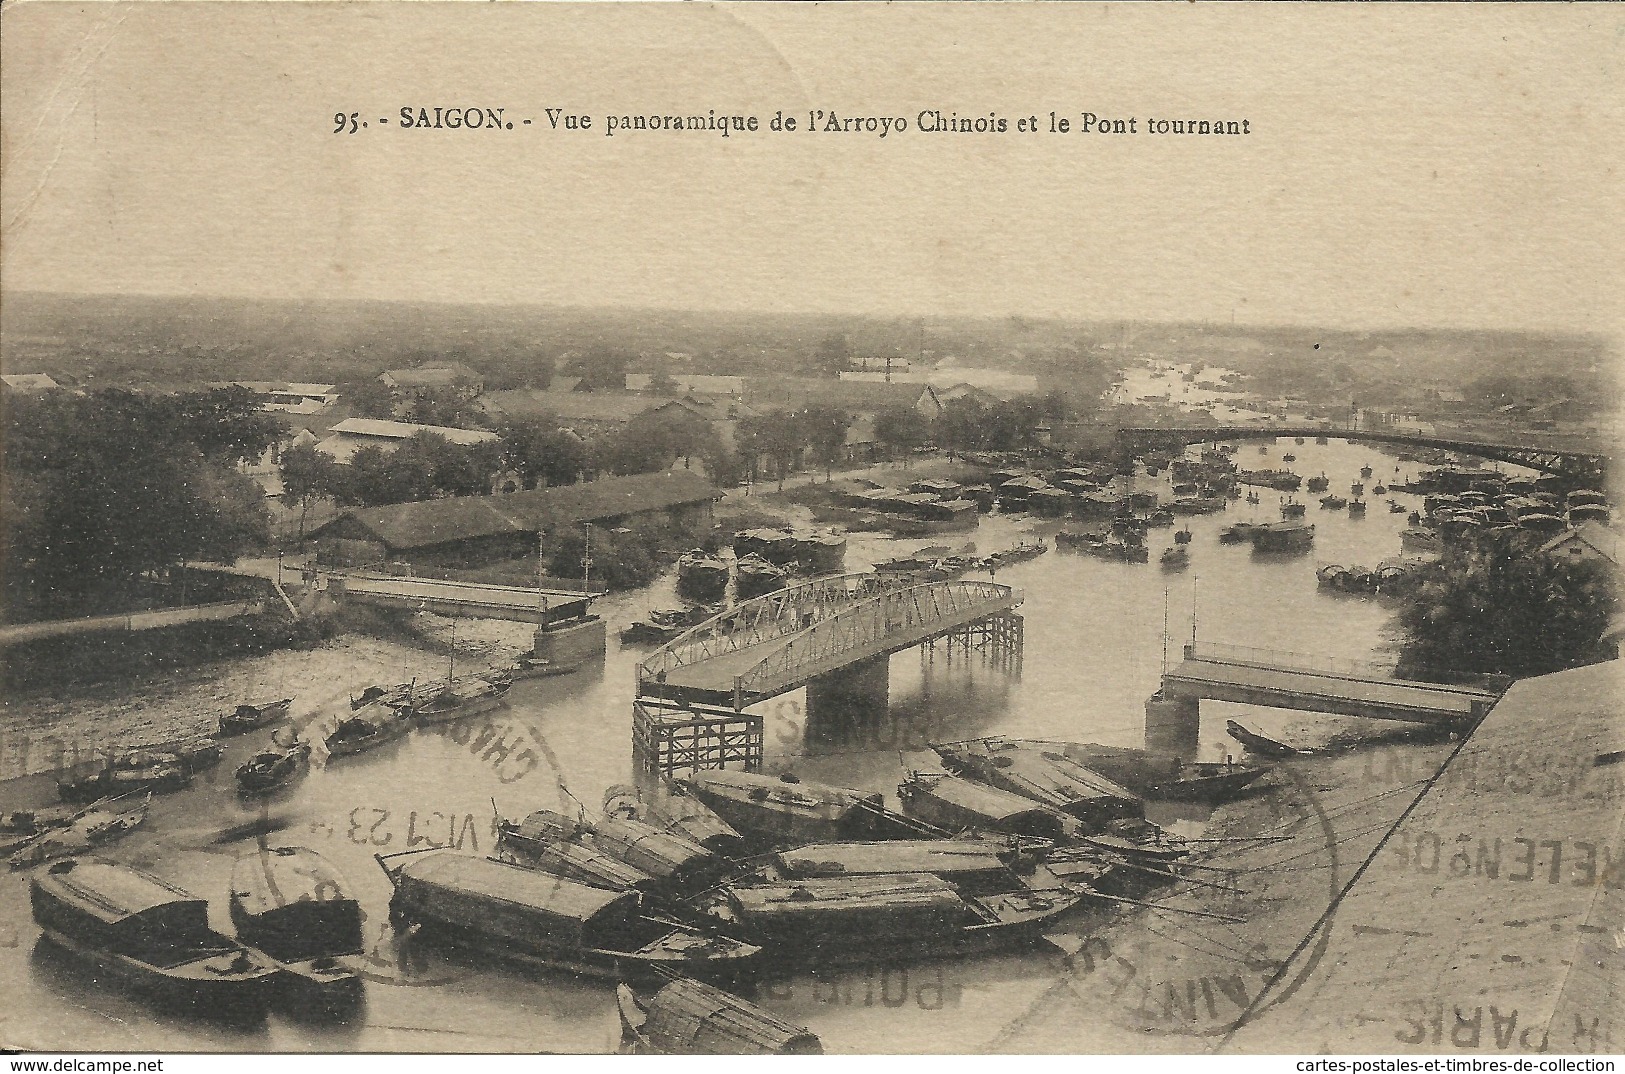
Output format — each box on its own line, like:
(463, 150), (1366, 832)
(737, 413), (805, 490)
(337, 434), (500, 507)
(563, 345), (633, 392)
(934, 398), (987, 457)
(2, 388), (277, 611)
(810, 332), (851, 377)
(873, 405), (930, 463)
(1398, 531), (1617, 676)
(341, 377), (399, 419)
(497, 418), (590, 488)
(396, 386), (484, 428)
(279, 442), (345, 535)
(800, 405), (852, 479)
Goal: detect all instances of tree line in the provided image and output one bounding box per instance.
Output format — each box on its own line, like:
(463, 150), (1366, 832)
(3, 388), (282, 617)
(279, 391), (1065, 515)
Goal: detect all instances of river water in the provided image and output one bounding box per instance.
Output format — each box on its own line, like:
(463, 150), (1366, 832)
(0, 368), (1529, 1053)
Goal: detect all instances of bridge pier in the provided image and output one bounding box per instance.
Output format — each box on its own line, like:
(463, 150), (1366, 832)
(533, 615), (606, 671)
(806, 654), (891, 725)
(1144, 689), (1201, 760)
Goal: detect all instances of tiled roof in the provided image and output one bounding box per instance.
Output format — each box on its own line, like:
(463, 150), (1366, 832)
(479, 390), (671, 425)
(325, 418), (497, 446)
(309, 470), (718, 551)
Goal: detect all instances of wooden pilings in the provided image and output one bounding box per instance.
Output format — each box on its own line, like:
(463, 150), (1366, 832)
(633, 698), (763, 778)
(922, 611), (1024, 673)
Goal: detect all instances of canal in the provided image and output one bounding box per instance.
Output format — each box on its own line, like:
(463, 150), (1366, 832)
(0, 423), (1522, 1053)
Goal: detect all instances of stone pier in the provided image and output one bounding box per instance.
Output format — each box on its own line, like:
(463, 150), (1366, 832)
(1144, 689), (1201, 760)
(533, 615), (606, 671)
(805, 654), (891, 725)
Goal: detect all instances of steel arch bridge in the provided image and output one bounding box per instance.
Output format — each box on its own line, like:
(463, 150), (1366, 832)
(636, 572), (1023, 709)
(1115, 425), (1612, 482)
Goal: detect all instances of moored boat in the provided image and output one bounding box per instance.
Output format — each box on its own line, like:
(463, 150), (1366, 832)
(235, 742), (311, 795)
(31, 858), (279, 1019)
(324, 702), (413, 758)
(496, 651), (570, 680)
(620, 620), (684, 645)
(1050, 741), (1271, 802)
(586, 814), (725, 894)
(1225, 719), (1309, 758)
(1249, 520), (1314, 552)
(692, 870), (1079, 966)
(229, 847), (364, 1013)
(495, 814), (658, 893)
(57, 757), (189, 802)
(11, 794), (152, 869)
(218, 698), (293, 736)
(677, 550), (730, 601)
(610, 781), (745, 857)
(767, 839), (1050, 885)
(897, 771), (1078, 841)
(681, 769), (935, 847)
(412, 676), (507, 725)
(378, 850), (760, 981)
(1079, 818), (1190, 866)
(930, 739), (1142, 830)
(617, 978), (822, 1055)
(350, 682), (416, 710)
(734, 554), (788, 599)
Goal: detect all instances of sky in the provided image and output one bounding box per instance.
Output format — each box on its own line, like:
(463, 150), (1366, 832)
(2, 3), (1622, 337)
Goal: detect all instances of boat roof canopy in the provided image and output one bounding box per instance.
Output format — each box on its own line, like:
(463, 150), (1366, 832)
(776, 840), (1011, 878)
(641, 977), (823, 1055)
(687, 770), (878, 817)
(728, 872), (963, 919)
(396, 851), (637, 930)
(34, 859), (207, 930)
(917, 773), (1072, 827)
(229, 847), (353, 918)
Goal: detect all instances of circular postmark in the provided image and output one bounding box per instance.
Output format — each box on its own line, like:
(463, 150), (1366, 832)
(244, 700), (582, 992)
(980, 760), (1346, 1050)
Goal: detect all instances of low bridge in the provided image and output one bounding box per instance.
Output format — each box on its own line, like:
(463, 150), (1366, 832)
(328, 571), (595, 625)
(1147, 642), (1508, 757)
(1116, 424), (1611, 482)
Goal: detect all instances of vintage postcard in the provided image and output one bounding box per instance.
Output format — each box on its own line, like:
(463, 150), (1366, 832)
(1, 2), (1620, 1058)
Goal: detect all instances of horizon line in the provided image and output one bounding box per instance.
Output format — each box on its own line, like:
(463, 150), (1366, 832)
(0, 287), (1615, 345)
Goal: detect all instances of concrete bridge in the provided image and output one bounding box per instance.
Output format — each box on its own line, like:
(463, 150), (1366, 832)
(636, 572), (1024, 712)
(1147, 642), (1508, 756)
(328, 571), (595, 625)
(1116, 424), (1611, 482)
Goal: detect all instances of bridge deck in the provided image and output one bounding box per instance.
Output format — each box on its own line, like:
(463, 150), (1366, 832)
(655, 641), (783, 698)
(1166, 656), (1497, 719)
(336, 574), (592, 622)
(643, 583), (1021, 706)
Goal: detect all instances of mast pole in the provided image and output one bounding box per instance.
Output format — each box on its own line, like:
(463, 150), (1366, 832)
(582, 522), (594, 605)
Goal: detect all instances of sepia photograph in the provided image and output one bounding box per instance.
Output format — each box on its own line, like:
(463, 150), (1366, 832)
(0, 1), (1620, 1059)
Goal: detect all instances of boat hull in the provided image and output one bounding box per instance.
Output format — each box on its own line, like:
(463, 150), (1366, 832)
(36, 926), (276, 1021)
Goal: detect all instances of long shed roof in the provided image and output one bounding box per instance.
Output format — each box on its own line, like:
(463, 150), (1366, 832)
(309, 469), (717, 552)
